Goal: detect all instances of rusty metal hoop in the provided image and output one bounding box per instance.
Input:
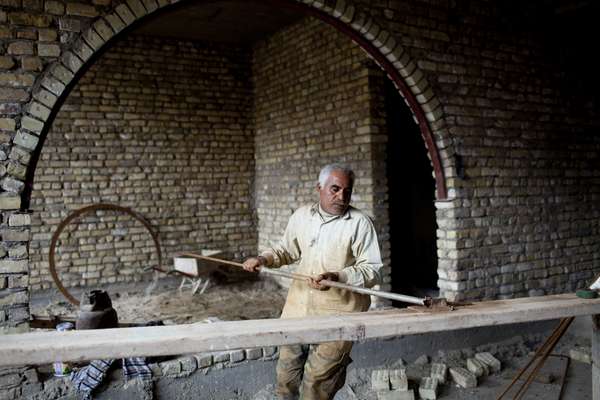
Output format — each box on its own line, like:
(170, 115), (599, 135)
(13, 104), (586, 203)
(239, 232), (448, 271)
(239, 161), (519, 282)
(49, 203), (163, 306)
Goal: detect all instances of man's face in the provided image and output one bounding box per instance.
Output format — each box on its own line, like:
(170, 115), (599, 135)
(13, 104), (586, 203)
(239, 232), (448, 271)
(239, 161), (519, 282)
(318, 170), (353, 215)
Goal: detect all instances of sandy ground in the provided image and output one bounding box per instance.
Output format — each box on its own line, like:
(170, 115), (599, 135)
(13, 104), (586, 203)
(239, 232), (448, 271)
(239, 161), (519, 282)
(31, 275), (287, 325)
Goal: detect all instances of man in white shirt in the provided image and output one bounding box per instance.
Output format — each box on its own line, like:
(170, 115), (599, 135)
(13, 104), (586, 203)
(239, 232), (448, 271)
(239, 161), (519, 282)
(243, 163), (383, 400)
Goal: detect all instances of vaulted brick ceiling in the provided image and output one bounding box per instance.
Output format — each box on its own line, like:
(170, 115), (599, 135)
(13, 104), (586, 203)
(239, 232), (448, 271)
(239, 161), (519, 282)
(134, 0), (301, 44)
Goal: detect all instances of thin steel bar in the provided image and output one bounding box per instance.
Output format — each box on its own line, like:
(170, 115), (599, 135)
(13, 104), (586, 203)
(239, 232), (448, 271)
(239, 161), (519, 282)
(512, 317), (574, 400)
(496, 317), (570, 400)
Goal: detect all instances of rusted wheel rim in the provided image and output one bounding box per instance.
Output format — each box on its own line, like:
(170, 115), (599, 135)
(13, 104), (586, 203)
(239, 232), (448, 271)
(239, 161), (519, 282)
(49, 203), (162, 306)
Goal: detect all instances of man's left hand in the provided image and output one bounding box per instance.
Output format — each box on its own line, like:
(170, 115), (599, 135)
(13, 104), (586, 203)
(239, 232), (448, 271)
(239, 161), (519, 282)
(308, 272), (339, 291)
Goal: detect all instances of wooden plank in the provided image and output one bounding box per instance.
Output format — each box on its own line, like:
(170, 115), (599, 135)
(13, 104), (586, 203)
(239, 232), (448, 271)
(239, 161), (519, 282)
(1, 293), (600, 367)
(593, 315), (600, 400)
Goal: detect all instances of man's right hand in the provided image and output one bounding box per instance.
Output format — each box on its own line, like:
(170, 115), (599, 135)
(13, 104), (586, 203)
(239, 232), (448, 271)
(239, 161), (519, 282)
(242, 256), (266, 272)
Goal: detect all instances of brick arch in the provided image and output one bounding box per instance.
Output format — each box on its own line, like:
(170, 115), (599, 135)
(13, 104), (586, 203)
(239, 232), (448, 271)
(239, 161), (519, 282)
(15, 0), (451, 207)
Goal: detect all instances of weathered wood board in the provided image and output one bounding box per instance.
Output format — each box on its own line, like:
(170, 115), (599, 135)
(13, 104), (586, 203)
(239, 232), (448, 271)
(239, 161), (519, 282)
(1, 293), (599, 367)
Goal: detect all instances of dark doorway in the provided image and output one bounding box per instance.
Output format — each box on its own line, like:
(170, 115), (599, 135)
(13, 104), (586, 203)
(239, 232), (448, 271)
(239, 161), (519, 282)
(385, 80), (439, 301)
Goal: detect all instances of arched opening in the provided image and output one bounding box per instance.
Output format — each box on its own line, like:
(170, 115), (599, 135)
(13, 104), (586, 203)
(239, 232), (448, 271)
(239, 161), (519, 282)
(22, 0), (449, 322)
(383, 80), (438, 299)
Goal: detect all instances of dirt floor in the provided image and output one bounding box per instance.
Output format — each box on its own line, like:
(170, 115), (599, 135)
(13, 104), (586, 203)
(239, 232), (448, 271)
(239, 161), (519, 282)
(31, 274), (287, 325)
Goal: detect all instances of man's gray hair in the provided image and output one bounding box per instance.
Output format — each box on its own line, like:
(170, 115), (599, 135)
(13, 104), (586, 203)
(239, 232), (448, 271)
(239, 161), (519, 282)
(318, 163), (355, 187)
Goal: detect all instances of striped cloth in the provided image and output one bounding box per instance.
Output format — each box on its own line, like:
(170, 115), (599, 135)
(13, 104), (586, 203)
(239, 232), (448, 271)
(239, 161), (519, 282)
(71, 357), (152, 399)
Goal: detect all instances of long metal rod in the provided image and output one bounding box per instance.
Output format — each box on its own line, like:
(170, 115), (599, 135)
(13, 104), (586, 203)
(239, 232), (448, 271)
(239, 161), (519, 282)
(178, 252), (428, 306)
(495, 319), (565, 400)
(513, 317), (573, 400)
(496, 317), (573, 400)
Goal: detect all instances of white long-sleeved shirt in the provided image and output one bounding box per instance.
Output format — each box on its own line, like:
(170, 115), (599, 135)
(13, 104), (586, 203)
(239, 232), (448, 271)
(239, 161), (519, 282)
(261, 203), (383, 318)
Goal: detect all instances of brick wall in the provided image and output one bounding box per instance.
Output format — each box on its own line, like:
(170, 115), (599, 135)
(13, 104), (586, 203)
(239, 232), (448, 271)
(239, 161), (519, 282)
(252, 18), (393, 295)
(28, 34), (256, 290)
(371, 0), (600, 300)
(1, 0), (600, 339)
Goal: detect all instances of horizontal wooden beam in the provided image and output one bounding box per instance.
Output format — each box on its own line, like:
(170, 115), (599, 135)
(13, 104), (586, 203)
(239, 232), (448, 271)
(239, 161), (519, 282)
(1, 294), (599, 367)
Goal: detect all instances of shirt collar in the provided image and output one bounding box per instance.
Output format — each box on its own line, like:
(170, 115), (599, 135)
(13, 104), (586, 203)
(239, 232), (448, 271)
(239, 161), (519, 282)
(310, 203), (352, 220)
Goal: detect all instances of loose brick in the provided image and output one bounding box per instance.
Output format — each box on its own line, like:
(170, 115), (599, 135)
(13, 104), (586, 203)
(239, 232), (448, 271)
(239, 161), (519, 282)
(413, 354), (429, 365)
(419, 377), (438, 400)
(474, 352), (501, 373)
(377, 389), (415, 400)
(371, 369), (390, 391)
(430, 363), (447, 384)
(449, 367), (477, 388)
(467, 357), (488, 377)
(389, 369), (407, 391)
(569, 347), (592, 364)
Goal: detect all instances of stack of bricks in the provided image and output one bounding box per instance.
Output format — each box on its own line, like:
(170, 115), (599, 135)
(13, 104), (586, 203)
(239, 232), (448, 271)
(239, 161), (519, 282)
(371, 352), (501, 398)
(372, 369), (414, 400)
(449, 352), (501, 389)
